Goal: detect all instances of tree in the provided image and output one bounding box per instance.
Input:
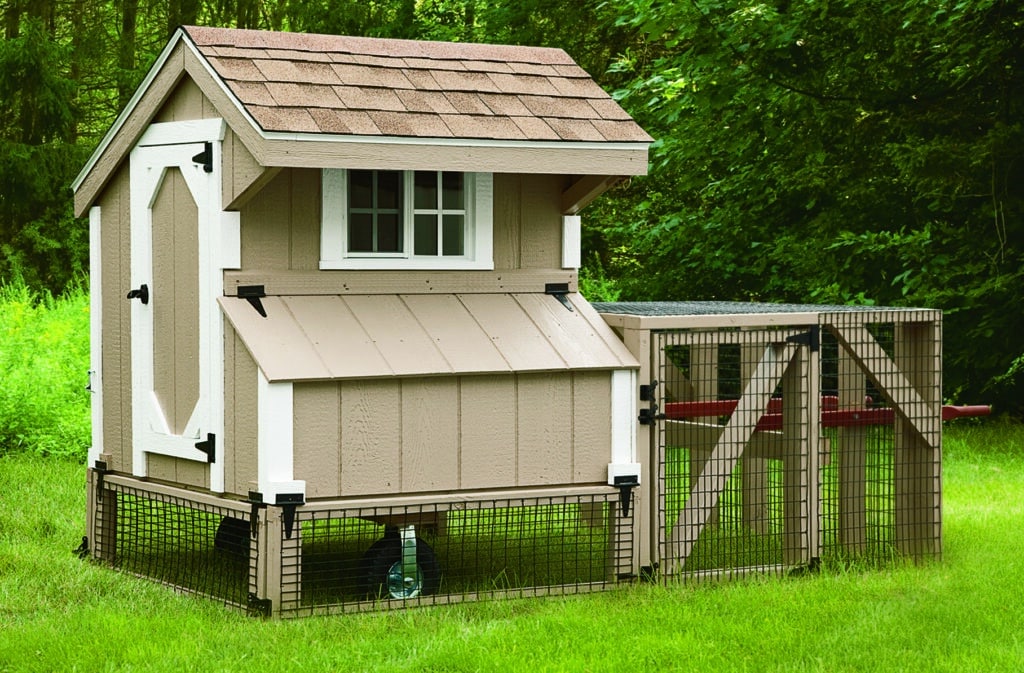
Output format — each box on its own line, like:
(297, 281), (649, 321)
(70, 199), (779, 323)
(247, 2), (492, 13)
(595, 0), (1024, 412)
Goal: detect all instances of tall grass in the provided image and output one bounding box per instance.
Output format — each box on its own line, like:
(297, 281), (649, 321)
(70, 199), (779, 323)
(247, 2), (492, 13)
(0, 278), (90, 459)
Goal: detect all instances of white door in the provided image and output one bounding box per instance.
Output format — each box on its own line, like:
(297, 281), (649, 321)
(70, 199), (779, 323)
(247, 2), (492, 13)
(129, 119), (228, 492)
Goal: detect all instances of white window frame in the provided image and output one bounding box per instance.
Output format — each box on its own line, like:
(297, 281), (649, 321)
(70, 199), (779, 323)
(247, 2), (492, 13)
(320, 169), (493, 270)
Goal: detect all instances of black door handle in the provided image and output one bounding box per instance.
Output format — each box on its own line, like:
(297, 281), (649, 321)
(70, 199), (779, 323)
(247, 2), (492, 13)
(126, 284), (149, 305)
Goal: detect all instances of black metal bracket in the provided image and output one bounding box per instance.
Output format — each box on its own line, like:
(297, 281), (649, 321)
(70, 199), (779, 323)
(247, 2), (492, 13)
(73, 536), (89, 559)
(247, 492), (267, 540)
(191, 142), (214, 173)
(785, 325), (820, 352)
(237, 285), (267, 318)
(613, 475), (639, 517)
(194, 433), (216, 463)
(247, 593), (272, 618)
(93, 459), (108, 494)
(544, 282), (574, 312)
(126, 284), (149, 305)
(638, 380), (664, 425)
(276, 493), (305, 540)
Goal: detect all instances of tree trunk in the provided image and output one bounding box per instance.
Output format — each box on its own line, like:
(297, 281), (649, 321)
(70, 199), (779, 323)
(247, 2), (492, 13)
(118, 0), (138, 109)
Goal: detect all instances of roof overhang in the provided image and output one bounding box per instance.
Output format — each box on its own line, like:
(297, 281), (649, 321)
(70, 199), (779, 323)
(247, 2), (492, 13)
(73, 28), (650, 217)
(219, 292), (639, 382)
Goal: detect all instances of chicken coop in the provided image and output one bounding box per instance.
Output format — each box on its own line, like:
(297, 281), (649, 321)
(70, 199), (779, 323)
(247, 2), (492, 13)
(73, 26), (953, 618)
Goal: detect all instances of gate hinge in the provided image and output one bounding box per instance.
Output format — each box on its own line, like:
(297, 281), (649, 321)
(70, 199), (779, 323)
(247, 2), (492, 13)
(785, 325), (820, 352)
(638, 380), (665, 425)
(613, 475), (639, 517)
(191, 141), (214, 173)
(195, 433), (216, 463)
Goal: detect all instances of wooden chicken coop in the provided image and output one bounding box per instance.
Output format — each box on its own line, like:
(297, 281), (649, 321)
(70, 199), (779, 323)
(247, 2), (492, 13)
(73, 26), (950, 617)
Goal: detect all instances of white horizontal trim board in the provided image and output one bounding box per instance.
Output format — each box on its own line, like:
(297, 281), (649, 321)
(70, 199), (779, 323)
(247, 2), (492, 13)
(137, 118), (226, 147)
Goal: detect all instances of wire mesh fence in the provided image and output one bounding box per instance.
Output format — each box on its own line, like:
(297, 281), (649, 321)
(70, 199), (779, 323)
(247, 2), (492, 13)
(278, 492), (635, 616)
(95, 479), (254, 609)
(651, 311), (942, 579)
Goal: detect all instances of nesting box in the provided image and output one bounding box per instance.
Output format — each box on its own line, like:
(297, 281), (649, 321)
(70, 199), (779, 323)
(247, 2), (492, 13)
(74, 26), (653, 614)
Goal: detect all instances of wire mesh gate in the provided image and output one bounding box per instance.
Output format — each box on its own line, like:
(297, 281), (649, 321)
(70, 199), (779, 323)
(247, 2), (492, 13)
(652, 327), (818, 580)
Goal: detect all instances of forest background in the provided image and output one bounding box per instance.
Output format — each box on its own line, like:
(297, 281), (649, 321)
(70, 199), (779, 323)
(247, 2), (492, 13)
(1, 0), (1021, 416)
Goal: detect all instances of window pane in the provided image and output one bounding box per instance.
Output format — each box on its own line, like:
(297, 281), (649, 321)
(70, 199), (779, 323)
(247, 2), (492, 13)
(349, 213), (373, 252)
(349, 170), (373, 209)
(442, 172), (464, 210)
(414, 214), (438, 255)
(377, 213), (402, 252)
(442, 214), (464, 256)
(377, 171), (401, 210)
(414, 171), (438, 210)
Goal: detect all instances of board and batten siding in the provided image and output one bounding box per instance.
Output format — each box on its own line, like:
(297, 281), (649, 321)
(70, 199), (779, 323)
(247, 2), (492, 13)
(291, 371), (614, 499)
(238, 168), (569, 275)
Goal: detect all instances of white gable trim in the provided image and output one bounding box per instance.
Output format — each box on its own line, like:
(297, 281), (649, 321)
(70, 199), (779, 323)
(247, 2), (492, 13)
(71, 29), (189, 192)
(88, 206), (104, 467)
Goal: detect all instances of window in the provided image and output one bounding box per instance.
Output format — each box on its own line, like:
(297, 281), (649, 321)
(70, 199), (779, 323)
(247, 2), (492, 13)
(321, 169), (493, 270)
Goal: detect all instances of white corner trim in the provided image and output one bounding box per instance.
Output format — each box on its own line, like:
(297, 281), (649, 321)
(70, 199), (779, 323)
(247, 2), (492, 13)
(608, 369), (639, 485)
(221, 211), (241, 270)
(562, 215), (581, 270)
(257, 371), (305, 501)
(88, 206), (103, 467)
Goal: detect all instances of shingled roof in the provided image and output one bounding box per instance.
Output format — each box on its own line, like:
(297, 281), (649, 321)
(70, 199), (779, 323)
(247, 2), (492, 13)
(73, 26), (651, 216)
(183, 26), (651, 143)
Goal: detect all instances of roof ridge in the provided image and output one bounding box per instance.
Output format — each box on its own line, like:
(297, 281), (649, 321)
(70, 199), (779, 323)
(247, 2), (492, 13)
(182, 25), (577, 65)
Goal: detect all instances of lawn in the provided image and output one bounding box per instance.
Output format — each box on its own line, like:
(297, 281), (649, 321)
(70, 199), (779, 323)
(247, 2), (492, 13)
(1, 422), (1022, 672)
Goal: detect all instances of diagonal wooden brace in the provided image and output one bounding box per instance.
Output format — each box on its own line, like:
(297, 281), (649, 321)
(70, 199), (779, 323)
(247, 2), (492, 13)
(829, 325), (940, 448)
(664, 342), (798, 575)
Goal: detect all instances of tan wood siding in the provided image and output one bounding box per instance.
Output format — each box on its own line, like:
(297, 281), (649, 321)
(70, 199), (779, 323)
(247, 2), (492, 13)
(153, 76), (217, 122)
(339, 378), (402, 496)
(459, 375), (517, 490)
(238, 169), (569, 286)
(223, 325), (259, 496)
(293, 371), (615, 499)
(99, 165), (132, 474)
(293, 382), (342, 499)
(151, 167), (200, 435)
(571, 371), (614, 483)
(492, 173), (522, 269)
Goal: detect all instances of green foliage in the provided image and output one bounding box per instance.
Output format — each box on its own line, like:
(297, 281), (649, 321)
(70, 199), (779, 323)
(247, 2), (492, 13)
(595, 0), (1024, 414)
(0, 278), (90, 459)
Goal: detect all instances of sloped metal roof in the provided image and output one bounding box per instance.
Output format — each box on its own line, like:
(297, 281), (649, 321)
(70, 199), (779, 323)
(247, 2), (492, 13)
(220, 292), (639, 382)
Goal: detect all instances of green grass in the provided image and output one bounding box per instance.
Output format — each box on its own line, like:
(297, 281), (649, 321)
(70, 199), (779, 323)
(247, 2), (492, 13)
(1, 422), (1022, 672)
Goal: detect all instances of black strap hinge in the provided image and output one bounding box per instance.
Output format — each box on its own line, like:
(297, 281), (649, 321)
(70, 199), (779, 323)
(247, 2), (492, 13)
(237, 285), (267, 318)
(785, 325), (820, 352)
(191, 142), (213, 173)
(195, 433), (216, 463)
(639, 380), (664, 425)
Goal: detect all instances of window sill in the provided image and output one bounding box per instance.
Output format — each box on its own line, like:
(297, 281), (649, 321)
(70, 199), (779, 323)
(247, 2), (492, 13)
(319, 258), (495, 271)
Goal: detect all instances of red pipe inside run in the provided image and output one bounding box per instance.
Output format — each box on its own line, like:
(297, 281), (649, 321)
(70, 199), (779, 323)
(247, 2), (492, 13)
(662, 398), (990, 432)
